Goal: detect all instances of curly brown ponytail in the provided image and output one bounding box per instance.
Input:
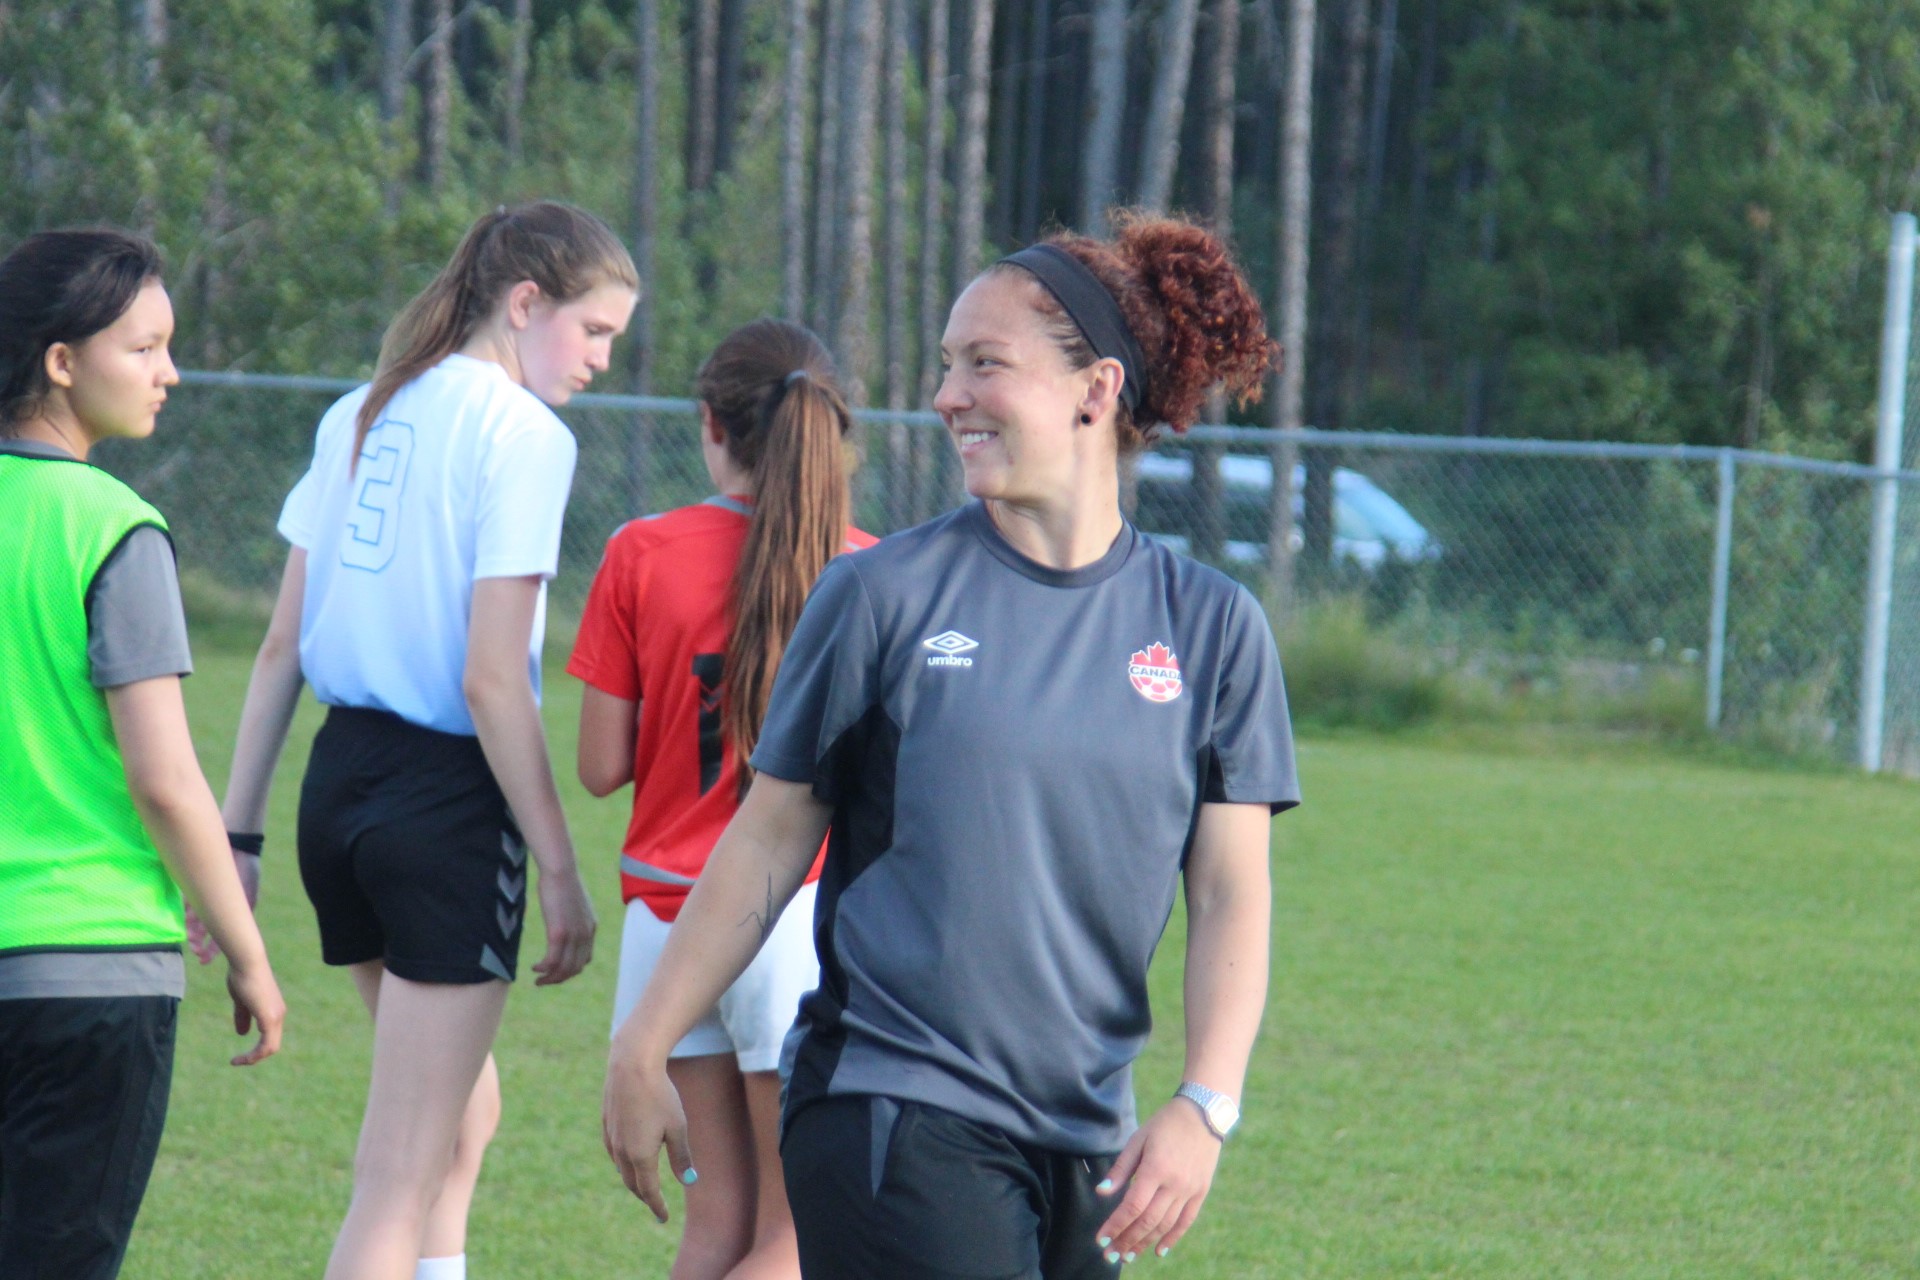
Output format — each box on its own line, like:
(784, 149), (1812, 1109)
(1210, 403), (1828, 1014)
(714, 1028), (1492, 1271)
(993, 210), (1277, 452)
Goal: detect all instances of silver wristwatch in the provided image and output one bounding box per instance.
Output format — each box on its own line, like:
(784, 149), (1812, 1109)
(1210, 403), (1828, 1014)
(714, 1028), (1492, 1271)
(1174, 1081), (1240, 1140)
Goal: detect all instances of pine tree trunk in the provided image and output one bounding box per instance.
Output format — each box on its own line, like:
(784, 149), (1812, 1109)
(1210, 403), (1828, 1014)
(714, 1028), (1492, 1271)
(915, 0), (953, 520)
(1015, 0), (1050, 245)
(421, 0), (452, 189)
(917, 0), (951, 408)
(951, 0), (995, 292)
(505, 0), (530, 165)
(883, 0), (910, 409)
(1079, 0), (1126, 233)
(380, 0), (414, 216)
(1401, 0), (1435, 369)
(687, 0), (719, 193)
(1268, 0), (1315, 612)
(882, 0), (912, 526)
(714, 0), (748, 178)
(1303, 0), (1370, 571)
(1137, 0), (1201, 214)
(1349, 0), (1395, 398)
(781, 0), (813, 319)
(809, 0), (846, 335)
(833, 0), (883, 402)
(630, 0), (661, 513)
(989, 7), (1020, 248)
(139, 0), (166, 89)
(1193, 0), (1239, 565)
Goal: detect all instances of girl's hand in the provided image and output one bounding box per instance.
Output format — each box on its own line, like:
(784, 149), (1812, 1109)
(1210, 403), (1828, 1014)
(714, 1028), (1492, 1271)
(532, 864), (597, 985)
(1093, 1099), (1224, 1264)
(602, 1047), (696, 1222)
(224, 958), (285, 1067)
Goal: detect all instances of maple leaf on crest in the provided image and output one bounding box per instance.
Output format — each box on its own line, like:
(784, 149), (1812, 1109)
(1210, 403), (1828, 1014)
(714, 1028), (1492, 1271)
(1134, 642), (1177, 669)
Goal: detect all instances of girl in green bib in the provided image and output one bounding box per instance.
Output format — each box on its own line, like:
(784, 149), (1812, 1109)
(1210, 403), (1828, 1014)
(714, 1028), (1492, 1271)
(0, 229), (286, 1280)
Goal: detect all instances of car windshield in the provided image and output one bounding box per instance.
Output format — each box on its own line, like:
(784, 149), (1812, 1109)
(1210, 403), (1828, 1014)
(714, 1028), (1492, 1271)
(1338, 479), (1429, 547)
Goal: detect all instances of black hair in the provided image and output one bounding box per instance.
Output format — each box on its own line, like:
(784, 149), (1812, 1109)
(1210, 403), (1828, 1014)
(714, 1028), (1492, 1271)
(0, 229), (166, 434)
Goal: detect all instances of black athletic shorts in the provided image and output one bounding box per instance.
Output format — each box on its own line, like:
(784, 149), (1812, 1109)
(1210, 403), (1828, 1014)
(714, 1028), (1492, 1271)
(298, 705), (527, 984)
(782, 1094), (1123, 1280)
(0, 995), (176, 1280)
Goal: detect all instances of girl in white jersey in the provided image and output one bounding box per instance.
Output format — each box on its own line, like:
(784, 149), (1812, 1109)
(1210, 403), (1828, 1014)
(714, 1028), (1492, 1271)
(217, 202), (637, 1280)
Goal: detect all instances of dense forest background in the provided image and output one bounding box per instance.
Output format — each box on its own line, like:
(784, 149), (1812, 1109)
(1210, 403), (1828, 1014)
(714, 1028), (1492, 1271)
(6, 0), (1920, 459)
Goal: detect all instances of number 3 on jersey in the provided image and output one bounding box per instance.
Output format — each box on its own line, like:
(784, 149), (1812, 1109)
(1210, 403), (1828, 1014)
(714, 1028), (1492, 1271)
(341, 421), (415, 572)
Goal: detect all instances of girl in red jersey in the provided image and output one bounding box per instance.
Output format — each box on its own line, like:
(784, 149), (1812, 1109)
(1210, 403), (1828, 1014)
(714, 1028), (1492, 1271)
(569, 318), (873, 1280)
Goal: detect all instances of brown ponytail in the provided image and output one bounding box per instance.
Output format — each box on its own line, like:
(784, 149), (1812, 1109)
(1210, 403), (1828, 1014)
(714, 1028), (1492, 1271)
(992, 210), (1277, 453)
(353, 201), (638, 468)
(695, 319), (854, 780)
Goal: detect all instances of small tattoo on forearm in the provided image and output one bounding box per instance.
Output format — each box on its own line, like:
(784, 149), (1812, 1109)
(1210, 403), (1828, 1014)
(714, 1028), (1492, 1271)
(740, 874), (776, 945)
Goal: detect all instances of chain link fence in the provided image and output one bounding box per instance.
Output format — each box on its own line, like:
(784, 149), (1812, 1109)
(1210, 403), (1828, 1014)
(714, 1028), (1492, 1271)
(92, 372), (1920, 772)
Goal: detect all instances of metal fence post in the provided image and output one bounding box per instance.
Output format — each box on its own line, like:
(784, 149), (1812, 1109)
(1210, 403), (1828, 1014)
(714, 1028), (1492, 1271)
(1706, 449), (1734, 731)
(1861, 212), (1917, 771)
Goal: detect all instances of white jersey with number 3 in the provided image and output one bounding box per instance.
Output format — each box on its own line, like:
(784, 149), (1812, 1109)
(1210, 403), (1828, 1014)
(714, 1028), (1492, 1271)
(278, 353), (578, 736)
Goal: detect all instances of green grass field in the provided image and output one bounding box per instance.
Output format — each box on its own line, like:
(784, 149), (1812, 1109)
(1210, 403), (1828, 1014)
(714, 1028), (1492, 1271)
(120, 644), (1920, 1278)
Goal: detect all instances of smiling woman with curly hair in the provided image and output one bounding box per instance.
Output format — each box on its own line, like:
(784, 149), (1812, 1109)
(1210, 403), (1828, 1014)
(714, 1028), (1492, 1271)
(605, 212), (1300, 1280)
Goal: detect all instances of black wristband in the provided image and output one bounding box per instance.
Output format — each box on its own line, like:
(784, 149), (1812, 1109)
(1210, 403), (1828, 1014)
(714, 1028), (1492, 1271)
(227, 831), (264, 856)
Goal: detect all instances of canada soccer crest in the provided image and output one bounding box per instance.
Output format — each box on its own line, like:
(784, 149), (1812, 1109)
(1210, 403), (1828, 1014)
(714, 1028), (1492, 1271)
(1128, 642), (1183, 703)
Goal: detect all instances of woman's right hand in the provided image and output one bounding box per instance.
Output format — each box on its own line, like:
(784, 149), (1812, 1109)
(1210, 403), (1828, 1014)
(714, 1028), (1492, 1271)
(603, 1043), (696, 1222)
(532, 864), (597, 986)
(224, 958), (285, 1067)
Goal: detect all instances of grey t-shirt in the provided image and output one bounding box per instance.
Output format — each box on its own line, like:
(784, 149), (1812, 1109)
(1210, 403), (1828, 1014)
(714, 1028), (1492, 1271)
(0, 438), (189, 1000)
(753, 502), (1298, 1154)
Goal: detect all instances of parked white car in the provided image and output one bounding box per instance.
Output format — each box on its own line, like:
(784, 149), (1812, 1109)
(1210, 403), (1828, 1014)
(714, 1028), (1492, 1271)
(1133, 452), (1440, 569)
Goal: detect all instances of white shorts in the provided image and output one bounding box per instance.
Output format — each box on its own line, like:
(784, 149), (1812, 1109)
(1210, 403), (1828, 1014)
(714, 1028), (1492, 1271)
(610, 881), (819, 1074)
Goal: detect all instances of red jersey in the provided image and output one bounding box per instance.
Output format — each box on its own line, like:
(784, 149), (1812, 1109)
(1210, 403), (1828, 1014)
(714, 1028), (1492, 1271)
(567, 496), (878, 921)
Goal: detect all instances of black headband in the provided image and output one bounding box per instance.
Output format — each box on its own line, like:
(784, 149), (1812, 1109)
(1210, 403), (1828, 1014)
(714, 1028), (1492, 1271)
(999, 243), (1148, 415)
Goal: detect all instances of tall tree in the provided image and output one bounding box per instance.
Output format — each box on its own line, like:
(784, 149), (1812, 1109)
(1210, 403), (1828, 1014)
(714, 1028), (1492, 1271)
(917, 0), (951, 410)
(714, 0), (749, 178)
(420, 0), (452, 190)
(1268, 0), (1314, 610)
(989, 3), (1021, 246)
(1079, 0), (1126, 232)
(1400, 0), (1435, 369)
(379, 0), (414, 216)
(630, 0), (661, 509)
(1348, 0), (1395, 396)
(882, 0), (912, 523)
(1015, 0), (1050, 244)
(686, 0), (719, 194)
(781, 0), (812, 319)
(952, 0), (994, 291)
(1302, 0), (1371, 570)
(809, 0), (846, 335)
(504, 0), (530, 166)
(833, 0), (883, 400)
(1192, 0), (1240, 564)
(139, 0), (166, 89)
(882, 0), (911, 410)
(1137, 0), (1202, 214)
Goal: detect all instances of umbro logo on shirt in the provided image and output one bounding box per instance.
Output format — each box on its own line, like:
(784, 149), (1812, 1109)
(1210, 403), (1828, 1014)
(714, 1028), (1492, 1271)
(922, 630), (979, 668)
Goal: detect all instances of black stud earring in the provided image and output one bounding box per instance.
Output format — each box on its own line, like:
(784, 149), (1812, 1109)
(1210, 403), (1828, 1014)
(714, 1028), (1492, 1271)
(1079, 413), (1092, 425)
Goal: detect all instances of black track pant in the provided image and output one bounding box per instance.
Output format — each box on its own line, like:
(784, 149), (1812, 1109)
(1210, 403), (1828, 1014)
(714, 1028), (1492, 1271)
(0, 996), (177, 1280)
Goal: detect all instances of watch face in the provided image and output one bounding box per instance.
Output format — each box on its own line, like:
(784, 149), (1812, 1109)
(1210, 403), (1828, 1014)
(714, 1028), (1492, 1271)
(1205, 1094), (1240, 1136)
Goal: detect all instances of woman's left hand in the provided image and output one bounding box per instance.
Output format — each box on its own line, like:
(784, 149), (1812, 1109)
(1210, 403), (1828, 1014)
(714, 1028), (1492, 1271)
(1093, 1098), (1223, 1264)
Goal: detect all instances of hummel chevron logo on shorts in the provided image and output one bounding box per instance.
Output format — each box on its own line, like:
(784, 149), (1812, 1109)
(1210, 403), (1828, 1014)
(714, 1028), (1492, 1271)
(922, 630), (978, 667)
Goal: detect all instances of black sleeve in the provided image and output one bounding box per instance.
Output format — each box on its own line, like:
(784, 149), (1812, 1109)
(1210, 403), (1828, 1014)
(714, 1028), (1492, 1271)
(1204, 586), (1300, 813)
(749, 556), (882, 790)
(86, 525), (194, 688)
